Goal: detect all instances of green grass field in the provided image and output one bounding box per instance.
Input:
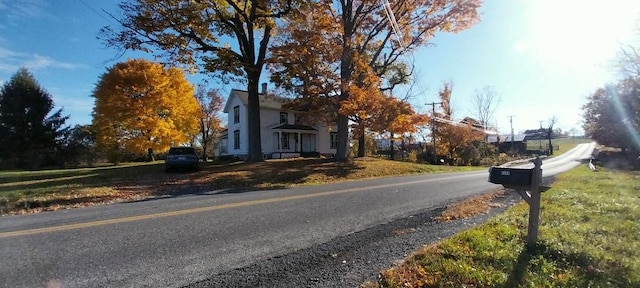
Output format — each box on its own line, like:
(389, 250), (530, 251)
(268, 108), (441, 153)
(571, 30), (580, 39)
(365, 164), (640, 287)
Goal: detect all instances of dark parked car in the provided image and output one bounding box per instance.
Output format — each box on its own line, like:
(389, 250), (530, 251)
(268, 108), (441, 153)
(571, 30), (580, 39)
(165, 147), (199, 172)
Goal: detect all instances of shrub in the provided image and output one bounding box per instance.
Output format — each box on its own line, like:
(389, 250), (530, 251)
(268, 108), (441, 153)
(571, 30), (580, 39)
(407, 150), (418, 163)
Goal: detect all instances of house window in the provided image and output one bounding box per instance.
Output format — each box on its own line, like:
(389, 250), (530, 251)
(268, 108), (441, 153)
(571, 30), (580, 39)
(281, 132), (290, 149)
(294, 114), (301, 124)
(280, 112), (288, 124)
(233, 106), (240, 124)
(330, 132), (338, 149)
(233, 130), (240, 150)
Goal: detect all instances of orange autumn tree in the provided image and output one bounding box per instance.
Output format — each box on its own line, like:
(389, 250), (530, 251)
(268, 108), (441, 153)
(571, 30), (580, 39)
(434, 82), (483, 164)
(270, 0), (481, 161)
(375, 96), (429, 157)
(92, 59), (200, 160)
(336, 55), (429, 157)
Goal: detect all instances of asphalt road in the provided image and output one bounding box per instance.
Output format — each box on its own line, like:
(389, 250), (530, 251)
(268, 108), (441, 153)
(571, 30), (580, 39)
(0, 142), (595, 288)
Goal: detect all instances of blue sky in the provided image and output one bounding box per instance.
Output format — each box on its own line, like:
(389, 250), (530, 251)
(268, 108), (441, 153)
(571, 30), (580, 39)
(1, 0), (639, 135)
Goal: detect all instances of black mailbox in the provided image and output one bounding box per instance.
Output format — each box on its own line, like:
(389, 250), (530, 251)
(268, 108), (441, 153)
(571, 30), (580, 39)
(488, 167), (533, 186)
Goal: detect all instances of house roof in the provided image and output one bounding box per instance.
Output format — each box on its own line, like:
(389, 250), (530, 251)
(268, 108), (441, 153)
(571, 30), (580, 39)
(488, 134), (527, 143)
(223, 89), (287, 113)
(272, 124), (317, 131)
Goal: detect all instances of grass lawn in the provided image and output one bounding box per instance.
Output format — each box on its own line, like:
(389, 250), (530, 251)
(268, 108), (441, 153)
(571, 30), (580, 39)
(0, 157), (480, 215)
(364, 165), (640, 288)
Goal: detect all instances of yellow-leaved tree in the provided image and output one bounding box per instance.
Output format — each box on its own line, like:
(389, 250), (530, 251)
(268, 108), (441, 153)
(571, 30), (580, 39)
(92, 59), (200, 161)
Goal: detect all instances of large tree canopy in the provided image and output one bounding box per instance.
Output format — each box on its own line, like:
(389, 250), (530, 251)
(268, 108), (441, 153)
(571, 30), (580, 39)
(269, 0), (481, 160)
(583, 78), (640, 152)
(92, 59), (200, 156)
(0, 68), (68, 169)
(102, 0), (297, 162)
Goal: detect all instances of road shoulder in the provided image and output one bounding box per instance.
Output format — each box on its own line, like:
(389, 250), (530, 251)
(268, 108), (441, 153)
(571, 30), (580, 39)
(186, 191), (523, 288)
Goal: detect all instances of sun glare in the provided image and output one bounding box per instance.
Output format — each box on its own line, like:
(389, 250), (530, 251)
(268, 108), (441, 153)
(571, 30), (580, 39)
(525, 0), (640, 70)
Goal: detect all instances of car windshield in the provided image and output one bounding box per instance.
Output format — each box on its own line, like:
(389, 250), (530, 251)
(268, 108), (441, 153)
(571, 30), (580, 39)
(168, 147), (195, 155)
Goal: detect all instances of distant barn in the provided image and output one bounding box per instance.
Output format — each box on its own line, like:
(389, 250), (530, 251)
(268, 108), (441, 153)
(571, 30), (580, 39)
(488, 134), (527, 154)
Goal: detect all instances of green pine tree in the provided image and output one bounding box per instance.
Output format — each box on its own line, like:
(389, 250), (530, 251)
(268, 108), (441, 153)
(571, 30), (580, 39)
(0, 68), (69, 169)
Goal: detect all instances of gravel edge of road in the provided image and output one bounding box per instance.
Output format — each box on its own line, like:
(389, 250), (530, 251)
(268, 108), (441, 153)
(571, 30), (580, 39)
(185, 188), (530, 288)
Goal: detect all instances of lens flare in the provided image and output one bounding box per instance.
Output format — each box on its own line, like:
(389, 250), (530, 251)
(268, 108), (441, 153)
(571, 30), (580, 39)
(605, 84), (640, 150)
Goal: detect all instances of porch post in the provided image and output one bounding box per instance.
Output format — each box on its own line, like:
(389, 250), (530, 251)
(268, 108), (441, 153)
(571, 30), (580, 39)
(277, 131), (281, 158)
(296, 133), (300, 152)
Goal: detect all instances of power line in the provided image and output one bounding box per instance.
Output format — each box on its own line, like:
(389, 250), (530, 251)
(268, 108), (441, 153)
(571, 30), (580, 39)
(378, 0), (429, 103)
(76, 0), (115, 24)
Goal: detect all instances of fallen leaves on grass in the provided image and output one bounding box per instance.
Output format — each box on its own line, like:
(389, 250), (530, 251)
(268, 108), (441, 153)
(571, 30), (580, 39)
(433, 189), (506, 222)
(2, 187), (152, 215)
(1, 158), (482, 215)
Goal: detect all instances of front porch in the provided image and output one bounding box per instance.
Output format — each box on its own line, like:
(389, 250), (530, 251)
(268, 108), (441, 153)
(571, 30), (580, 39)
(271, 124), (318, 159)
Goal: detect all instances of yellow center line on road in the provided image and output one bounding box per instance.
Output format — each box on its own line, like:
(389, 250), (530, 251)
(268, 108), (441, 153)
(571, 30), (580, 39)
(0, 173), (483, 239)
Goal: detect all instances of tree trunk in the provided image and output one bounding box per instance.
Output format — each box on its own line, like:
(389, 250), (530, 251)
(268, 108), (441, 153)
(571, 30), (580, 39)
(246, 75), (263, 162)
(357, 128), (365, 157)
(336, 114), (349, 161)
(200, 118), (208, 162)
(335, 0), (354, 162)
(202, 146), (208, 162)
(389, 133), (395, 160)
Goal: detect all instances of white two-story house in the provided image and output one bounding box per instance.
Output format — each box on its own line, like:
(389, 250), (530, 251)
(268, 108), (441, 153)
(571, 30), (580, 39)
(218, 84), (337, 159)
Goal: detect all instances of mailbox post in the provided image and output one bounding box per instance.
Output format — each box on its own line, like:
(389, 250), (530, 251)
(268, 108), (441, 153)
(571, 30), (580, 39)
(526, 157), (542, 249)
(488, 156), (546, 250)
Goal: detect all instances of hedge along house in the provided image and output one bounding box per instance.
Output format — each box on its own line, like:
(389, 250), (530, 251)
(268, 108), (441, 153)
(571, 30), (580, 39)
(218, 84), (337, 159)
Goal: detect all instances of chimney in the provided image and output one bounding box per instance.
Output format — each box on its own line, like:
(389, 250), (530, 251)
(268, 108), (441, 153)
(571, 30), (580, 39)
(261, 83), (267, 95)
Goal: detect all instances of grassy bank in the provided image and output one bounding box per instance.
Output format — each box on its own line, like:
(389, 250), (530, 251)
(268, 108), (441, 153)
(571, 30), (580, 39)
(0, 157), (479, 215)
(365, 165), (640, 287)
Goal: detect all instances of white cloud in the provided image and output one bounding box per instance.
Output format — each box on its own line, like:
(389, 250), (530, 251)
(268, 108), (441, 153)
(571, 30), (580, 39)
(54, 95), (94, 112)
(0, 0), (58, 25)
(23, 54), (84, 70)
(0, 46), (86, 73)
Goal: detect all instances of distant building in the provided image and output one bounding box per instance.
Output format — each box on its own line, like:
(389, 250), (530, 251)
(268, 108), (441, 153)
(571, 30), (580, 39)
(488, 134), (527, 153)
(523, 128), (549, 140)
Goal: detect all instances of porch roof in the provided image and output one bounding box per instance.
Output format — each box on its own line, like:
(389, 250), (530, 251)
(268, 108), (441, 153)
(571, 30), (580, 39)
(272, 124), (317, 131)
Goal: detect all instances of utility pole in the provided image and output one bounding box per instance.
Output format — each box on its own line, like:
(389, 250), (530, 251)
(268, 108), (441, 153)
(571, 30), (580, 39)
(538, 120), (544, 151)
(507, 115), (516, 152)
(426, 101), (443, 164)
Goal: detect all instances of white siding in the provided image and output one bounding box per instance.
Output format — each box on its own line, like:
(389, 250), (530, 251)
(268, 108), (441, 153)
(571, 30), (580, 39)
(260, 108), (281, 154)
(317, 124), (337, 156)
(222, 90), (336, 158)
(225, 95), (248, 156)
